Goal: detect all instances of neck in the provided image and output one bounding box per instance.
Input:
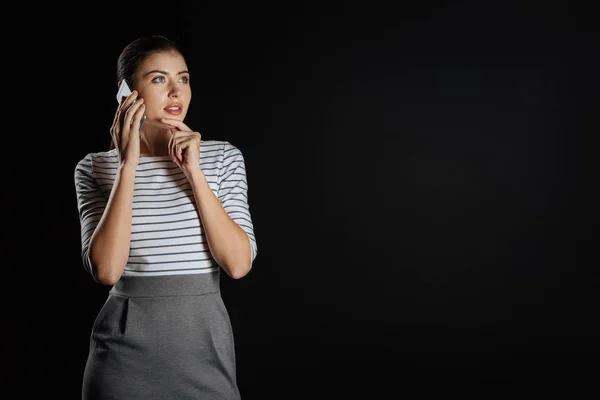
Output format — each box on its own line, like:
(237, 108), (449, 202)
(139, 122), (172, 157)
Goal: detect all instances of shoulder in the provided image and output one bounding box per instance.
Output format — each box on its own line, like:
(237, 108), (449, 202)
(91, 148), (119, 161)
(202, 139), (244, 158)
(76, 149), (118, 165)
(202, 139), (237, 150)
(74, 149), (118, 176)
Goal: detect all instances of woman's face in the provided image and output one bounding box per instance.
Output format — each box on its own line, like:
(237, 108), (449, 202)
(132, 50), (191, 123)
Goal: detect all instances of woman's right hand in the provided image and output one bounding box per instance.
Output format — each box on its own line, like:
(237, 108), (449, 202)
(110, 90), (145, 168)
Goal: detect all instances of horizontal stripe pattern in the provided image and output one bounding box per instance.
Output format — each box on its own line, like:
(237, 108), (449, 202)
(74, 140), (257, 278)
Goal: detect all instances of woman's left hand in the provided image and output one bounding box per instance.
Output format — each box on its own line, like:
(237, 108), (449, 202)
(162, 118), (202, 175)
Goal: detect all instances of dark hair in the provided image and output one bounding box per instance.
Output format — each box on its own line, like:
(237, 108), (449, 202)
(116, 35), (184, 88)
(110, 35), (185, 150)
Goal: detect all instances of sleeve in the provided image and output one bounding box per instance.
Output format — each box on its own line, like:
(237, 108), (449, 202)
(74, 154), (108, 281)
(217, 141), (258, 265)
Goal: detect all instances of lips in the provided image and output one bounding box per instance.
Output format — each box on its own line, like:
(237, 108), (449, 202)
(164, 103), (183, 115)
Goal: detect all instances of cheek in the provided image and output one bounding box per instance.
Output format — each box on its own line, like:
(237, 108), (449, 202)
(184, 87), (192, 101)
(140, 96), (161, 117)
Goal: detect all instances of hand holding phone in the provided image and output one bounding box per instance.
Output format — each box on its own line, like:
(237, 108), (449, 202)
(116, 79), (146, 130)
(111, 79), (145, 165)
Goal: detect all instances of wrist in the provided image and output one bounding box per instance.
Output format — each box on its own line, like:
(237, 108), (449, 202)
(119, 160), (138, 174)
(186, 167), (206, 182)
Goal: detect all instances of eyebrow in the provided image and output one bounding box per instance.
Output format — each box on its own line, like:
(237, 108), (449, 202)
(143, 69), (189, 77)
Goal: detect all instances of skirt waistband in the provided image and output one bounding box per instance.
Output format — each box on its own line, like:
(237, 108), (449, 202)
(109, 272), (221, 298)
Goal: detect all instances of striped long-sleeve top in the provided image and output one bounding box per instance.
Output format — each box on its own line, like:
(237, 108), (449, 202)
(74, 140), (257, 280)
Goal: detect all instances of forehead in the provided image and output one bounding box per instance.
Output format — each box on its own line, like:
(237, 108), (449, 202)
(138, 51), (188, 73)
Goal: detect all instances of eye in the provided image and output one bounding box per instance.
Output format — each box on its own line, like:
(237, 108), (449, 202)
(151, 76), (166, 83)
(179, 76), (189, 83)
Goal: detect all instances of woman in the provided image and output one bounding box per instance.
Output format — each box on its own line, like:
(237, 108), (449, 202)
(74, 35), (258, 399)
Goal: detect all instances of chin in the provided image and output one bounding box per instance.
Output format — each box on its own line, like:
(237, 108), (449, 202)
(163, 113), (186, 120)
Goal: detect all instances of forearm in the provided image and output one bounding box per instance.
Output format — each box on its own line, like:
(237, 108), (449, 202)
(187, 169), (251, 279)
(89, 163), (137, 285)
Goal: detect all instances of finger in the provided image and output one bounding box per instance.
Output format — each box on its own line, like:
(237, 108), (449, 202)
(170, 132), (184, 163)
(118, 91), (137, 116)
(171, 131), (178, 161)
(120, 90), (138, 111)
(168, 131), (198, 139)
(121, 98), (144, 151)
(169, 136), (181, 167)
(168, 130), (174, 158)
(173, 137), (193, 148)
(119, 91), (139, 126)
(112, 96), (126, 129)
(111, 124), (121, 148)
(124, 98), (145, 130)
(111, 95), (128, 138)
(175, 138), (185, 163)
(177, 144), (183, 163)
(110, 113), (121, 142)
(131, 104), (146, 132)
(186, 133), (201, 152)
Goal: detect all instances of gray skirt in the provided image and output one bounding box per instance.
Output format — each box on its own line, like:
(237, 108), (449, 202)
(82, 272), (241, 400)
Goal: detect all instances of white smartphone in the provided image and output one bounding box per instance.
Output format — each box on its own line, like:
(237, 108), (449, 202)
(116, 78), (146, 130)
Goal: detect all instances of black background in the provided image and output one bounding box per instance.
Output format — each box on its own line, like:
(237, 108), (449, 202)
(3, 0), (598, 397)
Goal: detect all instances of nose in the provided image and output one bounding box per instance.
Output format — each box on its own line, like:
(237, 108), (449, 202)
(168, 82), (181, 98)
